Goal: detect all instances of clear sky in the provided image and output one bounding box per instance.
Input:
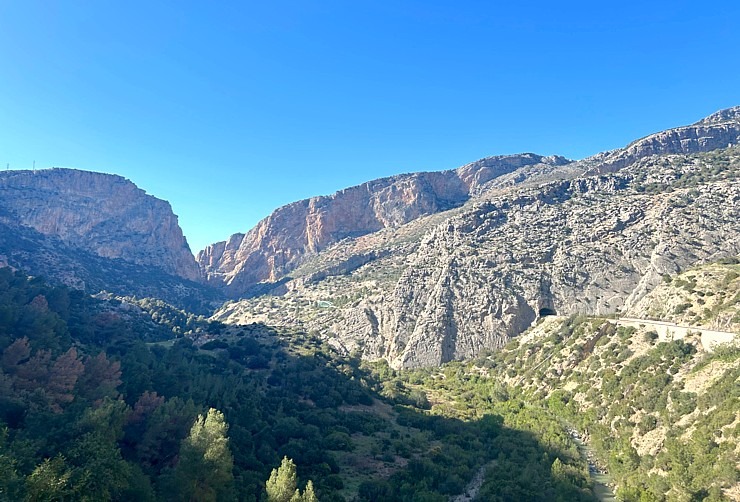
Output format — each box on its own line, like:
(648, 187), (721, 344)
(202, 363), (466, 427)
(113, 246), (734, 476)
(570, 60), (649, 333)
(1, 1), (738, 254)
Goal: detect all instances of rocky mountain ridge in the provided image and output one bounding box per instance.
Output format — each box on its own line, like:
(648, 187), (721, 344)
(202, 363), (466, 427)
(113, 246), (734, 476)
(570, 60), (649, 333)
(1, 108), (739, 364)
(197, 154), (571, 295)
(213, 110), (740, 368)
(201, 107), (740, 300)
(0, 168), (219, 311)
(0, 168), (200, 281)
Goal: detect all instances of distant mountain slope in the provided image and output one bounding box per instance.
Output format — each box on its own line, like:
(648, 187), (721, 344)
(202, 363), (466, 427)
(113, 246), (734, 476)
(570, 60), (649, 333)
(201, 107), (740, 300)
(197, 154), (571, 295)
(0, 168), (218, 311)
(583, 105), (740, 175)
(213, 109), (740, 368)
(0, 168), (200, 280)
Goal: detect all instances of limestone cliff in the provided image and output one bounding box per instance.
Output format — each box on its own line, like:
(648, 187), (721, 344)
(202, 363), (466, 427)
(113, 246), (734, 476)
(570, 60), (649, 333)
(212, 108), (740, 368)
(0, 168), (200, 281)
(198, 154), (570, 294)
(584, 105), (740, 175)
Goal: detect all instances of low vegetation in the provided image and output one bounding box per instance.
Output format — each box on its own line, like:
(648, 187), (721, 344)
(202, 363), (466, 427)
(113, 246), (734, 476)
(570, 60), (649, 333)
(0, 268), (597, 501)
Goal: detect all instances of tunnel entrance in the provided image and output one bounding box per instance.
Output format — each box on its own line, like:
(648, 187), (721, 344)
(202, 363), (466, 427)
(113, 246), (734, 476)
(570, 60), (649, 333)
(538, 307), (557, 317)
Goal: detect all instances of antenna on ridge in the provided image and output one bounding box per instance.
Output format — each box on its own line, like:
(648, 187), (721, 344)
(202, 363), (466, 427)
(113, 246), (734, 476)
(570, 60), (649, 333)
(33, 161), (36, 171)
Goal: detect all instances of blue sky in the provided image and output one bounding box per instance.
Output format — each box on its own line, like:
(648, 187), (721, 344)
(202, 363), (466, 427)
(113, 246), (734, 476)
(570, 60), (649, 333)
(1, 1), (738, 253)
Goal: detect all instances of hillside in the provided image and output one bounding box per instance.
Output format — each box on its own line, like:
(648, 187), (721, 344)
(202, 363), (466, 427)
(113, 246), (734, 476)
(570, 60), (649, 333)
(0, 268), (601, 501)
(202, 106), (740, 298)
(1, 109), (739, 500)
(389, 262), (739, 500)
(0, 169), (221, 312)
(197, 154), (571, 295)
(628, 260), (740, 332)
(214, 144), (740, 368)
(491, 285), (738, 500)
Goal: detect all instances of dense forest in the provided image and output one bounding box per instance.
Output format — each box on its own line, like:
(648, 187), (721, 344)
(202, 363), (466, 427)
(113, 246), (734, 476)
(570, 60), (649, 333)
(0, 267), (597, 501)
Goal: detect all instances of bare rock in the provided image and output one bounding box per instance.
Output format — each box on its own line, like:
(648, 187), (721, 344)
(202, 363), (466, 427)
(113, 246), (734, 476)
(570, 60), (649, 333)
(0, 168), (200, 281)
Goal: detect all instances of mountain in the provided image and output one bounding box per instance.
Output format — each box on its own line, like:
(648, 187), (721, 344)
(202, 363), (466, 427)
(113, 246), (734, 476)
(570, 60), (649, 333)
(472, 261), (740, 500)
(1, 110), (738, 500)
(197, 153), (571, 295)
(212, 107), (740, 368)
(2, 108), (738, 365)
(0, 168), (218, 311)
(199, 107), (740, 300)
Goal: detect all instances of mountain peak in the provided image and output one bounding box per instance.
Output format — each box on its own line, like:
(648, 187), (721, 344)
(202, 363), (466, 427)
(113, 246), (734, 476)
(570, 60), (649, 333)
(694, 105), (740, 125)
(0, 168), (200, 281)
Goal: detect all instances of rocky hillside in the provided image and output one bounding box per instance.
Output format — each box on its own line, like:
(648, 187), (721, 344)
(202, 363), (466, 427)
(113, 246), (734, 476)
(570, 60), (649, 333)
(213, 108), (740, 369)
(200, 106), (740, 300)
(0, 169), (218, 311)
(628, 260), (740, 333)
(197, 153), (571, 294)
(476, 267), (739, 500)
(3, 109), (739, 357)
(0, 168), (200, 281)
(584, 106), (740, 175)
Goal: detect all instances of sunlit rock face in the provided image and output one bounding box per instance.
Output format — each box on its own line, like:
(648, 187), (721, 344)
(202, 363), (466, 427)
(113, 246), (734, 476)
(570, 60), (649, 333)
(211, 108), (740, 368)
(0, 168), (200, 281)
(197, 153), (570, 295)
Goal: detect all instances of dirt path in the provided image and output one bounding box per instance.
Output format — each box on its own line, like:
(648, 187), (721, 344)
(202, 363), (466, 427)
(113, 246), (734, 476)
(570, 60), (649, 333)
(450, 462), (492, 502)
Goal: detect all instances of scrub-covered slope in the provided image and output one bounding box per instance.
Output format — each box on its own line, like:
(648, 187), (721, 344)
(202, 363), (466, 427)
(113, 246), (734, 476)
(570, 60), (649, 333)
(214, 109), (740, 368)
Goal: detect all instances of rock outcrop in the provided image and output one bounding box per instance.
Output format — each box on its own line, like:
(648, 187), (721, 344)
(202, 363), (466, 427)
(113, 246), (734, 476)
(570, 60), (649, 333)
(212, 108), (740, 368)
(584, 105), (740, 175)
(198, 154), (570, 295)
(0, 168), (220, 311)
(0, 168), (200, 281)
(4, 108), (739, 365)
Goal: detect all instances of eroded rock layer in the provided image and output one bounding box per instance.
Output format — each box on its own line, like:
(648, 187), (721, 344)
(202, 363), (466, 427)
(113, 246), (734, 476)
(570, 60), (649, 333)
(212, 108), (740, 368)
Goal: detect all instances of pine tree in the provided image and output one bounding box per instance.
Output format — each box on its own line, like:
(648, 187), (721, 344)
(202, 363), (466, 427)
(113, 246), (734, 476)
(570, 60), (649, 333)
(47, 347), (84, 411)
(77, 352), (122, 402)
(174, 408), (235, 501)
(1, 337), (30, 373)
(25, 455), (72, 501)
(266, 457), (298, 502)
(302, 480), (318, 502)
(266, 457), (319, 502)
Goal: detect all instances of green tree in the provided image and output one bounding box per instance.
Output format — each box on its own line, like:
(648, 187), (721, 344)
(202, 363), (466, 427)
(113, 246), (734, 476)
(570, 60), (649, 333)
(24, 455), (72, 502)
(0, 427), (22, 501)
(266, 457), (299, 502)
(302, 481), (318, 502)
(265, 457), (318, 502)
(67, 400), (136, 501)
(173, 408), (235, 502)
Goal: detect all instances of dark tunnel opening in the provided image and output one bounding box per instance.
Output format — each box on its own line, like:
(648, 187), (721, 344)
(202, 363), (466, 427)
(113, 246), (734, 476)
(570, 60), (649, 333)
(538, 307), (557, 317)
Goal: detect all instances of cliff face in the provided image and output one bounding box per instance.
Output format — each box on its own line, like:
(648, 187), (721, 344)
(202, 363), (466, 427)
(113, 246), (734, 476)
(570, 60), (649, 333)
(198, 153), (570, 294)
(201, 108), (740, 299)
(3, 109), (738, 366)
(584, 105), (740, 175)
(211, 108), (740, 368)
(0, 168), (200, 282)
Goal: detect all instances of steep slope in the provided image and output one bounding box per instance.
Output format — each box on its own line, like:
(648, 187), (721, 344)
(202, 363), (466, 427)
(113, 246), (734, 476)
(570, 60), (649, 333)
(628, 260), (740, 332)
(477, 264), (739, 500)
(583, 106), (740, 176)
(213, 110), (740, 368)
(200, 106), (740, 300)
(198, 154), (571, 295)
(0, 168), (218, 310)
(0, 168), (200, 281)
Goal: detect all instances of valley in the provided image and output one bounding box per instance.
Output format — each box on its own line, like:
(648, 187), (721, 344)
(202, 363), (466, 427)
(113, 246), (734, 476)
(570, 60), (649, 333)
(0, 108), (738, 500)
